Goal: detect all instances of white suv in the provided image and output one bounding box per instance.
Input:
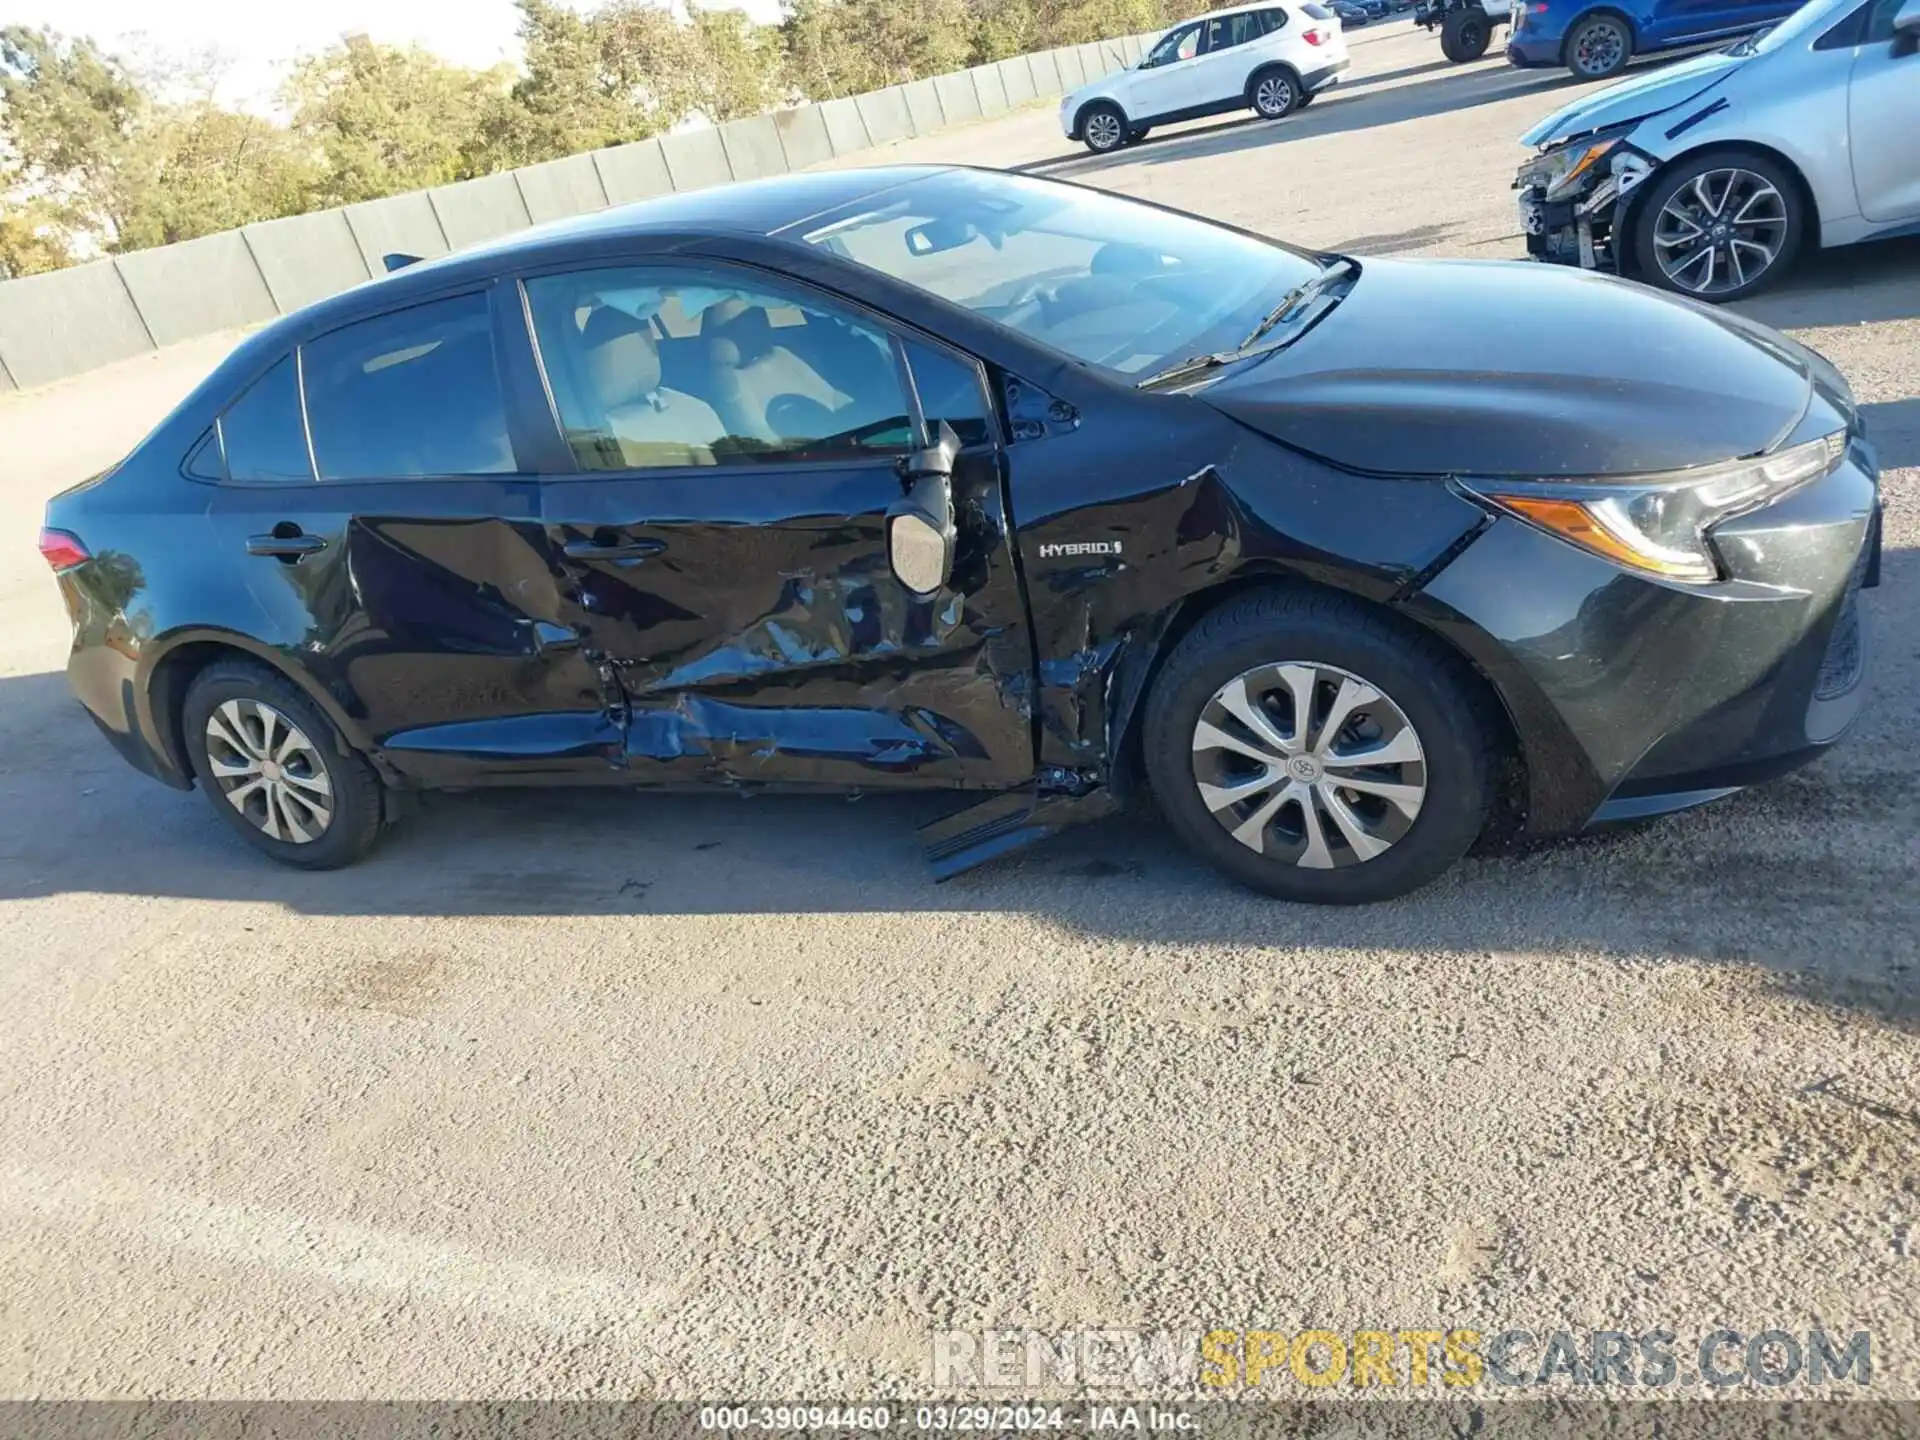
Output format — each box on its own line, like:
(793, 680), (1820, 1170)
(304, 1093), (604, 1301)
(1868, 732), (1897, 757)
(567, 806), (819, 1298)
(1060, 2), (1351, 153)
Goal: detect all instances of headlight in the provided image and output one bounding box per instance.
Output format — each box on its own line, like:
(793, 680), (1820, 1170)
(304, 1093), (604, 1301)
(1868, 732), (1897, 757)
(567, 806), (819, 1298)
(1521, 127), (1643, 201)
(1464, 432), (1847, 583)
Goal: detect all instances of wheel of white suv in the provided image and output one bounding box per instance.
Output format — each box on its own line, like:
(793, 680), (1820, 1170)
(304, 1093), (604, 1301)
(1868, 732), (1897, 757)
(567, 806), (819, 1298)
(1565, 13), (1632, 79)
(1631, 150), (1805, 302)
(1142, 590), (1496, 904)
(1250, 67), (1301, 120)
(1080, 102), (1128, 154)
(183, 660), (388, 869)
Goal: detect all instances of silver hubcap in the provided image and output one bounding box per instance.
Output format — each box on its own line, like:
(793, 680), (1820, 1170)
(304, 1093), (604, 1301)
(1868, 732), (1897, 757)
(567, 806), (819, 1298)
(1257, 77), (1293, 114)
(205, 699), (334, 844)
(1574, 20), (1626, 73)
(1190, 662), (1427, 869)
(1653, 169), (1787, 296)
(1087, 112), (1122, 148)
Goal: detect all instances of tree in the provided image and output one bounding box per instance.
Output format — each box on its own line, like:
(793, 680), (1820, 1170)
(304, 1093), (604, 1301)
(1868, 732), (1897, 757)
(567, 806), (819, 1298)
(780, 0), (976, 99)
(112, 103), (317, 249)
(0, 25), (144, 248)
(284, 36), (512, 205)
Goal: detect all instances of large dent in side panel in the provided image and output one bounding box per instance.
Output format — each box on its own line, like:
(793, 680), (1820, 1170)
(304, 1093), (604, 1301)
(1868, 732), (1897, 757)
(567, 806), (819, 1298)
(1010, 407), (1487, 773)
(555, 458), (1036, 790)
(621, 571), (1010, 782)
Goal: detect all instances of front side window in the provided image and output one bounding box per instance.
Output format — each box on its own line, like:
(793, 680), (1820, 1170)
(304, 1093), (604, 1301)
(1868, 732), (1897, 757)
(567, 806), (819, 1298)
(798, 170), (1321, 380)
(902, 339), (995, 448)
(217, 356), (312, 484)
(1147, 24), (1201, 64)
(302, 293), (515, 480)
(524, 267), (917, 471)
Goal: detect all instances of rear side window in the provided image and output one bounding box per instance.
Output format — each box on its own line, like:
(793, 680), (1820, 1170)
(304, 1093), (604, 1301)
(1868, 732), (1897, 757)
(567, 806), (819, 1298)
(218, 356), (313, 484)
(302, 293), (515, 480)
(1206, 12), (1270, 47)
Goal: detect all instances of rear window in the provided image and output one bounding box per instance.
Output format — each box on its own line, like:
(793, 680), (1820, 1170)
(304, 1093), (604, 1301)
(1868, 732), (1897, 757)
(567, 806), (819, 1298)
(302, 293), (515, 480)
(218, 356), (313, 484)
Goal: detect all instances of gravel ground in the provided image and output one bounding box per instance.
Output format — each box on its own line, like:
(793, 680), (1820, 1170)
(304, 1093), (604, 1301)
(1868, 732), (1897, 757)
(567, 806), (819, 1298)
(1, 21), (1916, 1403)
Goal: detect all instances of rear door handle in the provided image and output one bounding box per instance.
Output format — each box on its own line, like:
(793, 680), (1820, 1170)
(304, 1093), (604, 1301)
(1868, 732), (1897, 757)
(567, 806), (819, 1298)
(247, 533), (328, 558)
(563, 536), (666, 561)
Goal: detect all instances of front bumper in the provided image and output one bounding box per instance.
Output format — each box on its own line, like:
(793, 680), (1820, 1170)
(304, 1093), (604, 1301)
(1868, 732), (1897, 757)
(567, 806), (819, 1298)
(1403, 446), (1882, 839)
(1505, 35), (1563, 66)
(1514, 142), (1655, 273)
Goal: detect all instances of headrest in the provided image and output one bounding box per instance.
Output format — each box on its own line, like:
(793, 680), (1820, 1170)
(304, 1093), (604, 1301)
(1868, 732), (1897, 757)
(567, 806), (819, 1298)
(701, 298), (773, 364)
(579, 307), (661, 409)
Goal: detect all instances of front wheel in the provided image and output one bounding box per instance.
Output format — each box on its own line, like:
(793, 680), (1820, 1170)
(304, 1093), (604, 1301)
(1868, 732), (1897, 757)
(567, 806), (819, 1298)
(1141, 591), (1495, 904)
(183, 661), (388, 869)
(1080, 103), (1128, 154)
(1440, 9), (1492, 61)
(1564, 13), (1632, 79)
(1631, 152), (1804, 302)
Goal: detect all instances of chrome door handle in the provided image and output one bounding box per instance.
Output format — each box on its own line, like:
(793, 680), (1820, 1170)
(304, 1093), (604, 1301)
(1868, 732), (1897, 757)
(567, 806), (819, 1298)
(247, 533), (328, 558)
(563, 536), (665, 561)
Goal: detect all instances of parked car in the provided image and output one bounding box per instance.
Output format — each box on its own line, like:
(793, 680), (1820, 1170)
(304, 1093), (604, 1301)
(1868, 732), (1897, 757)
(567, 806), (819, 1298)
(41, 166), (1881, 903)
(1413, 0), (1510, 62)
(1508, 0), (1805, 78)
(1059, 1), (1350, 152)
(1516, 0), (1920, 298)
(1333, 0), (1373, 24)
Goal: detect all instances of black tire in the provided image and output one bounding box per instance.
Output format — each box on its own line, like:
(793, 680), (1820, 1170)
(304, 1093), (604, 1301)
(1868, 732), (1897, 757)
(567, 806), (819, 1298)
(183, 660), (387, 869)
(1141, 589), (1496, 904)
(1295, 89), (1315, 109)
(1250, 67), (1301, 120)
(1629, 150), (1804, 303)
(1128, 125), (1152, 142)
(1440, 9), (1491, 61)
(1564, 12), (1632, 79)
(1079, 102), (1128, 154)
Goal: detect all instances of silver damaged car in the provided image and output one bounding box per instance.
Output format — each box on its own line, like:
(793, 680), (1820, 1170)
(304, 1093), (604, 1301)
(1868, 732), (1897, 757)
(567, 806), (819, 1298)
(1514, 0), (1920, 301)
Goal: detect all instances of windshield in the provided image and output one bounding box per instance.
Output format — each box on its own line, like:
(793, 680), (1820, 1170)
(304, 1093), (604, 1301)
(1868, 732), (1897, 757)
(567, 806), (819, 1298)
(794, 171), (1321, 379)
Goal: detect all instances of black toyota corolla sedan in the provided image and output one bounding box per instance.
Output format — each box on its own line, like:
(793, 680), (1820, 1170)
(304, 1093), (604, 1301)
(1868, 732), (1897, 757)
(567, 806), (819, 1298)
(40, 165), (1881, 903)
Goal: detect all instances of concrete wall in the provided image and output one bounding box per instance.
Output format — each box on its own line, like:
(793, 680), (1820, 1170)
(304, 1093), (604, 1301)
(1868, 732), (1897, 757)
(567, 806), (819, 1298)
(0, 31), (1135, 395)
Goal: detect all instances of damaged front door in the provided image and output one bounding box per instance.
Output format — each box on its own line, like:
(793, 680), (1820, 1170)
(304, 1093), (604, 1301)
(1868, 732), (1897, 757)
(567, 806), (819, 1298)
(522, 262), (1035, 791)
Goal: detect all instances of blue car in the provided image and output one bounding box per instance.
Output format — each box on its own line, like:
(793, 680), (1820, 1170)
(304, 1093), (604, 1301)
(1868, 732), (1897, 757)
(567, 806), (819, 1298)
(1507, 0), (1806, 79)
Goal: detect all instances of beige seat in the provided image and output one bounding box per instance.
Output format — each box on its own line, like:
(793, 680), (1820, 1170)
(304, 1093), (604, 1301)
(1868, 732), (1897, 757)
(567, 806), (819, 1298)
(579, 308), (725, 468)
(698, 299), (851, 444)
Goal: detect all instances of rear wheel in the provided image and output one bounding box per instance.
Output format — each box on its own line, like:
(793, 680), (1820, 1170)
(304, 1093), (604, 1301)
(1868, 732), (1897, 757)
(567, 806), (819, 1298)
(1251, 68), (1301, 119)
(1631, 151), (1804, 301)
(183, 661), (387, 869)
(1080, 102), (1128, 154)
(1440, 8), (1492, 61)
(1142, 591), (1495, 904)
(1565, 13), (1632, 79)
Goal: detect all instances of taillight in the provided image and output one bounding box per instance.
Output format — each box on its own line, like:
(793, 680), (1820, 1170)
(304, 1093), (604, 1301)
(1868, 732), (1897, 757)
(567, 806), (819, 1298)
(38, 527), (90, 572)
(1303, 27), (1328, 44)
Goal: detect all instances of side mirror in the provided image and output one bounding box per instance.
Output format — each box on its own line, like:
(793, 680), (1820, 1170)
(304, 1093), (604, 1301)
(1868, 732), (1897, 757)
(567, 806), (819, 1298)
(888, 423), (960, 596)
(1896, 0), (1920, 48)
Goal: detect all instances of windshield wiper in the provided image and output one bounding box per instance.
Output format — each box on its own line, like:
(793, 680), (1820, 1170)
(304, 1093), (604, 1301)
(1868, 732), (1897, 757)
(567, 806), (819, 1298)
(1135, 256), (1359, 390)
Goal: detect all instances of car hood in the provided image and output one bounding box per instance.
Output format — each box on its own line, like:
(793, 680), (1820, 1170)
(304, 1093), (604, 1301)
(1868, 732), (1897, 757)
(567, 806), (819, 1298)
(1520, 51), (1745, 147)
(1197, 257), (1811, 478)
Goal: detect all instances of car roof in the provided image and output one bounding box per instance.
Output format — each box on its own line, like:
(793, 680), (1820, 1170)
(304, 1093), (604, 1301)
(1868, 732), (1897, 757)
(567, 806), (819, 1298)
(292, 165), (947, 327)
